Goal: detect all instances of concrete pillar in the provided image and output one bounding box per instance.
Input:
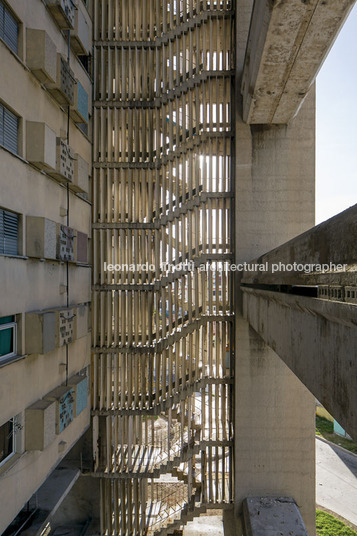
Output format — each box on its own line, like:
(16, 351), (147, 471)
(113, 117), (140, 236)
(233, 1), (316, 533)
(234, 318), (316, 533)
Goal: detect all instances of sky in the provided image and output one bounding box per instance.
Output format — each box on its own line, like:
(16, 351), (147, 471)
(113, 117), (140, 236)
(316, 4), (357, 224)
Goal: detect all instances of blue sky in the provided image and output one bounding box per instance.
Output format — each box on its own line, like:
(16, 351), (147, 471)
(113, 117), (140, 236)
(316, 4), (357, 223)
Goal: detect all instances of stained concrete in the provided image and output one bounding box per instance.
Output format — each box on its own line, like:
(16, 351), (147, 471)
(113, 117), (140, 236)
(242, 289), (357, 440)
(234, 3), (316, 533)
(241, 203), (357, 287)
(241, 0), (356, 124)
(243, 497), (309, 536)
(234, 318), (316, 534)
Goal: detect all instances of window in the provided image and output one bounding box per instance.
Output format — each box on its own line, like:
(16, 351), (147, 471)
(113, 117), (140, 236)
(0, 1), (18, 54)
(78, 54), (91, 76)
(0, 103), (19, 154)
(0, 208), (19, 255)
(0, 417), (17, 465)
(0, 316), (16, 360)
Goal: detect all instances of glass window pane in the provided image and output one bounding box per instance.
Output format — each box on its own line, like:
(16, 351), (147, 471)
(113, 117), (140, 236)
(0, 316), (13, 325)
(0, 419), (13, 464)
(0, 326), (13, 357)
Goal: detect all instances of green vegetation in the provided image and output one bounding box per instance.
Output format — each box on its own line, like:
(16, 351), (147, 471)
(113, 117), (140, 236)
(316, 510), (357, 536)
(316, 416), (357, 455)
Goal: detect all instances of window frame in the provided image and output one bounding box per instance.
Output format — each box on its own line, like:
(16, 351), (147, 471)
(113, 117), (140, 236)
(0, 207), (20, 256)
(0, 0), (19, 55)
(0, 102), (19, 155)
(0, 319), (17, 361)
(0, 416), (16, 467)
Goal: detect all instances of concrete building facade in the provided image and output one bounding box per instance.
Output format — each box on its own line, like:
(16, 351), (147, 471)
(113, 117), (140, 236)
(0, 0), (355, 535)
(0, 0), (92, 532)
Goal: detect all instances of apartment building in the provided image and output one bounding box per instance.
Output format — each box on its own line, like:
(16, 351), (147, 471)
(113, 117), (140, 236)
(0, 0), (92, 532)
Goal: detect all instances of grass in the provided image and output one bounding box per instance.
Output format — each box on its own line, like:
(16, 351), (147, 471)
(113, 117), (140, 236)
(316, 510), (357, 536)
(316, 416), (357, 455)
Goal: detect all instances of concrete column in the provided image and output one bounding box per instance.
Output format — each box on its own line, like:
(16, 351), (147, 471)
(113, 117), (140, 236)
(233, 1), (316, 533)
(234, 317), (316, 534)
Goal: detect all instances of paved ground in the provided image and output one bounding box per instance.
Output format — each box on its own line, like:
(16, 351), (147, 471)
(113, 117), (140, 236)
(316, 437), (357, 526)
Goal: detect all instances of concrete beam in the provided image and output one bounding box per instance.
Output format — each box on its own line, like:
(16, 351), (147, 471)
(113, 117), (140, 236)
(241, 0), (356, 124)
(243, 497), (309, 536)
(241, 204), (357, 287)
(242, 288), (357, 440)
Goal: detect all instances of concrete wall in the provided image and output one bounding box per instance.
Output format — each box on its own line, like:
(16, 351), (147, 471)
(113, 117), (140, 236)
(234, 1), (316, 533)
(234, 317), (316, 533)
(0, 405), (90, 533)
(242, 289), (357, 441)
(0, 0), (92, 529)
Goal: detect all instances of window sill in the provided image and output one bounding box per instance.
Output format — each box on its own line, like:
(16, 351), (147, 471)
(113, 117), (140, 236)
(0, 253), (28, 261)
(76, 262), (92, 268)
(0, 143), (24, 163)
(0, 145), (92, 197)
(0, 452), (23, 476)
(0, 37), (26, 70)
(0, 354), (26, 369)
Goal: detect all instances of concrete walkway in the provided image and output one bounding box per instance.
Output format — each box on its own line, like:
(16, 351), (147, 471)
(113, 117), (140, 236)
(316, 437), (357, 526)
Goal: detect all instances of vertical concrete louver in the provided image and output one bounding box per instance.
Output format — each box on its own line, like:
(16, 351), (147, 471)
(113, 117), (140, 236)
(93, 1), (234, 533)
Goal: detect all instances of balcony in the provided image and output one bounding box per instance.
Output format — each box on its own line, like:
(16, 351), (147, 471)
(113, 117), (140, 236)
(56, 224), (75, 261)
(47, 54), (75, 106)
(55, 308), (75, 346)
(71, 2), (90, 55)
(75, 231), (88, 263)
(25, 304), (89, 356)
(25, 399), (56, 451)
(70, 80), (89, 124)
(46, 0), (75, 30)
(26, 216), (57, 260)
(26, 29), (57, 85)
(26, 121), (57, 173)
(45, 385), (75, 434)
(25, 311), (56, 355)
(48, 138), (75, 183)
(69, 373), (89, 417)
(73, 303), (89, 339)
(71, 153), (89, 194)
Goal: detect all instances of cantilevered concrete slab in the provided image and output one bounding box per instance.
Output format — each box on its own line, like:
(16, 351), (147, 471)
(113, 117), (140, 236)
(242, 289), (357, 441)
(241, 0), (356, 124)
(241, 204), (357, 287)
(240, 205), (357, 440)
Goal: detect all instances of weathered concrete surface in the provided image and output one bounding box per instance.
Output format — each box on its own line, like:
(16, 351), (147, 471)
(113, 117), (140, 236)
(242, 288), (357, 440)
(235, 81), (315, 267)
(241, 204), (357, 287)
(241, 0), (356, 124)
(316, 438), (357, 527)
(234, 318), (316, 535)
(235, 4), (316, 532)
(243, 497), (309, 536)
